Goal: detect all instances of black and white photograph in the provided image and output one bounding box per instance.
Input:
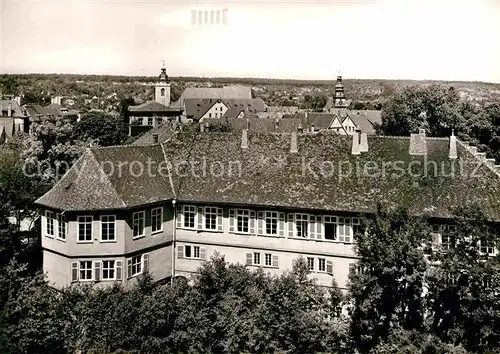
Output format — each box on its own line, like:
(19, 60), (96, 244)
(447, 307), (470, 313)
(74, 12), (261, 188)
(1, 0), (500, 353)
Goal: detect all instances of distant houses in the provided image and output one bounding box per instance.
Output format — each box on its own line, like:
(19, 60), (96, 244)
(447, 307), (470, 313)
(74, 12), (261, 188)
(0, 98), (30, 143)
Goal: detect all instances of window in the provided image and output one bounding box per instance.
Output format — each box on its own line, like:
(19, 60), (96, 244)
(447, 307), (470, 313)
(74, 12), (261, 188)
(102, 260), (115, 280)
(151, 207), (163, 233)
(318, 258), (326, 272)
(184, 245), (202, 259)
(324, 216), (337, 241)
(160, 88), (165, 97)
(352, 217), (362, 236)
(148, 117), (153, 126)
(265, 211), (278, 235)
(101, 215), (116, 241)
(307, 257), (315, 271)
(204, 207), (218, 230)
(132, 211), (145, 238)
(253, 252), (261, 265)
(130, 255), (142, 277)
(209, 113), (212, 118)
(296, 213), (308, 238)
(265, 253), (272, 266)
(78, 216), (93, 242)
(45, 211), (55, 237)
(338, 217), (352, 243)
(79, 261), (93, 281)
(480, 240), (495, 255)
(138, 117), (144, 125)
(237, 209), (250, 233)
(56, 213), (66, 240)
(183, 205), (196, 228)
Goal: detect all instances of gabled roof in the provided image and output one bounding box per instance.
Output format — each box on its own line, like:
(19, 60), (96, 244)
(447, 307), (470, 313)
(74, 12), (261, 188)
(180, 86), (253, 103)
(294, 113), (336, 130)
(0, 100), (26, 117)
(132, 123), (177, 146)
(349, 110), (382, 135)
(184, 99), (224, 120)
(184, 98), (267, 120)
(128, 100), (182, 113)
(36, 145), (176, 211)
(36, 132), (500, 220)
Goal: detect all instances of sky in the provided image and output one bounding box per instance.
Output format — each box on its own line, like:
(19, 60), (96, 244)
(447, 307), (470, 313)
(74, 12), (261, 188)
(1, 0), (500, 82)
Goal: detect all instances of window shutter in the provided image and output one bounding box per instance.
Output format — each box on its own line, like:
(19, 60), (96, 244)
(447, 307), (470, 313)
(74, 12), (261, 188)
(177, 245), (184, 259)
(326, 260), (333, 275)
(143, 253), (149, 272)
(278, 213), (285, 237)
(249, 210), (256, 234)
(257, 211), (264, 235)
(71, 262), (78, 282)
(245, 253), (252, 265)
(217, 208), (223, 231)
(272, 255), (279, 268)
(176, 205), (182, 228)
(316, 215), (323, 239)
(229, 209), (235, 232)
(116, 260), (122, 280)
(288, 214), (294, 237)
(200, 247), (206, 260)
(127, 258), (132, 279)
(94, 261), (101, 282)
(309, 215), (316, 239)
(197, 207), (204, 230)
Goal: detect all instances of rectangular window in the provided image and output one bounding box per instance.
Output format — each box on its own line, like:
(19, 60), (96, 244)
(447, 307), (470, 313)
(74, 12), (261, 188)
(147, 117), (153, 126)
(101, 215), (116, 241)
(480, 240), (495, 255)
(151, 207), (163, 233)
(209, 113), (212, 118)
(46, 210), (55, 237)
(56, 213), (66, 240)
(79, 261), (93, 281)
(78, 216), (93, 242)
(265, 211), (278, 235)
(307, 257), (315, 271)
(253, 252), (261, 265)
(338, 217), (352, 243)
(265, 253), (272, 266)
(324, 216), (337, 241)
(132, 211), (145, 238)
(204, 207), (218, 230)
(184, 245), (201, 259)
(102, 260), (115, 280)
(131, 255), (142, 276)
(295, 213), (308, 238)
(237, 209), (250, 233)
(183, 205), (196, 228)
(318, 258), (326, 272)
(352, 217), (363, 236)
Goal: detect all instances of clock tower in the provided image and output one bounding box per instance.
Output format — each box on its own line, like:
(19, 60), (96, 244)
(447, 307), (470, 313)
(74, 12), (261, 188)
(334, 75), (348, 108)
(155, 63), (171, 106)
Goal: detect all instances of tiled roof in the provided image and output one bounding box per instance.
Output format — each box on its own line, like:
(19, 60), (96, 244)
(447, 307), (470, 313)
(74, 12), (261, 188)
(132, 123), (177, 145)
(183, 99), (222, 120)
(180, 86), (253, 104)
(204, 118), (300, 133)
(36, 132), (500, 219)
(128, 100), (183, 113)
(184, 98), (267, 120)
(349, 110), (382, 135)
(294, 113), (336, 130)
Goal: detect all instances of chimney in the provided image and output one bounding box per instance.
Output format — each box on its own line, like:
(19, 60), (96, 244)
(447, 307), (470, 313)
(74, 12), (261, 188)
(14, 96), (21, 106)
(241, 129), (248, 149)
(152, 133), (159, 144)
(7, 103), (12, 117)
(200, 122), (205, 132)
(409, 129), (427, 156)
(246, 116), (250, 130)
(290, 131), (298, 153)
(449, 129), (457, 159)
(359, 132), (368, 152)
(298, 122), (303, 133)
(351, 131), (360, 155)
(310, 123), (315, 133)
(205, 121), (209, 132)
(275, 117), (279, 131)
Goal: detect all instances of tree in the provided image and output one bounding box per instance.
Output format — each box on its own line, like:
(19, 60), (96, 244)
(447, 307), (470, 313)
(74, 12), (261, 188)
(348, 206), (429, 352)
(72, 111), (127, 146)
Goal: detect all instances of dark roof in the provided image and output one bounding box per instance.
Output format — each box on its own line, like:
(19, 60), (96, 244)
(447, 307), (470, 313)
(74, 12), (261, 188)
(36, 146), (175, 211)
(294, 113), (336, 130)
(184, 98), (267, 120)
(132, 123), (177, 145)
(349, 110), (382, 135)
(0, 100), (26, 117)
(36, 132), (500, 220)
(183, 99), (223, 120)
(128, 100), (182, 113)
(205, 118), (300, 133)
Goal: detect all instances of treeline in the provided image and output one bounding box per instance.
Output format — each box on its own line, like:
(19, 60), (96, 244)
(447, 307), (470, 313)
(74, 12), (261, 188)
(1, 206), (500, 353)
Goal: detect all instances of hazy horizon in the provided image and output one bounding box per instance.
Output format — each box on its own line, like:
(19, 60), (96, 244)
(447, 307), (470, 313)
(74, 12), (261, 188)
(2, 0), (500, 83)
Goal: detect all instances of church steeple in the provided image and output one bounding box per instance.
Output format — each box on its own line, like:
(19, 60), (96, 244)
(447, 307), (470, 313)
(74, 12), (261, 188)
(155, 62), (171, 106)
(334, 74), (347, 108)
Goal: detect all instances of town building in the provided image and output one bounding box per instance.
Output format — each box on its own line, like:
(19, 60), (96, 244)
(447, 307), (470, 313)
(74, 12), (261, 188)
(183, 97), (268, 121)
(127, 65), (183, 136)
(35, 129), (500, 290)
(0, 98), (30, 143)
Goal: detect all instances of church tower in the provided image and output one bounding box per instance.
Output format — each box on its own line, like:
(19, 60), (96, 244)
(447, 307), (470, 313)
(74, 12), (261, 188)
(155, 63), (171, 106)
(334, 75), (348, 108)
